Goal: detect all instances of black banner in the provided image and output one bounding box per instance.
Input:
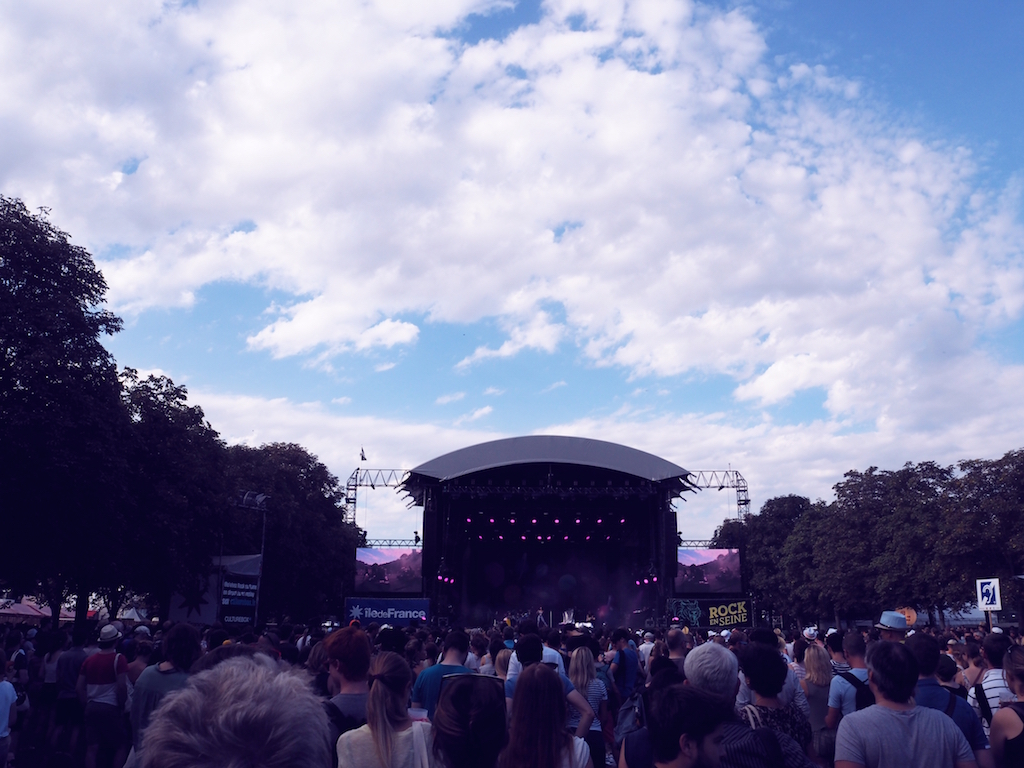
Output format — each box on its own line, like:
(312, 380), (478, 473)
(666, 597), (752, 629)
(221, 576), (259, 627)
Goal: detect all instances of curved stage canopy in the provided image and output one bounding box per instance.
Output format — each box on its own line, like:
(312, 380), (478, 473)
(402, 435), (697, 626)
(409, 435), (692, 485)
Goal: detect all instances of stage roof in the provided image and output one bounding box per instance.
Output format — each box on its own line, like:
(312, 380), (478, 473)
(408, 435), (690, 484)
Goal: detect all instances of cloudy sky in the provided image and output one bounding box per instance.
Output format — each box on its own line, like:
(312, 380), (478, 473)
(3, 0), (1023, 540)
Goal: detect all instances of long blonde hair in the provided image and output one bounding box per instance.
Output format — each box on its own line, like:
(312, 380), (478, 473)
(568, 646), (596, 694)
(366, 651), (412, 766)
(803, 644), (832, 687)
(495, 648), (512, 680)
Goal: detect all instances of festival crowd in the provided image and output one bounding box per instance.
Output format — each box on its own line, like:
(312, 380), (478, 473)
(3, 609), (1024, 768)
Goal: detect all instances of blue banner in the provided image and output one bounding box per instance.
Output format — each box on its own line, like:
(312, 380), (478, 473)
(345, 597), (429, 625)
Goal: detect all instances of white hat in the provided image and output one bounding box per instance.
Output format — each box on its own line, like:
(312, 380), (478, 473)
(802, 627), (818, 641)
(992, 626), (1004, 634)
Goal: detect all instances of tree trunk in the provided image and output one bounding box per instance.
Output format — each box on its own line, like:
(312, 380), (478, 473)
(75, 588), (90, 630)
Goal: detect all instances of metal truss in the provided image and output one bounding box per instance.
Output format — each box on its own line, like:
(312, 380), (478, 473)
(677, 540), (713, 548)
(344, 469), (408, 524)
(685, 470), (750, 519)
(365, 538), (421, 548)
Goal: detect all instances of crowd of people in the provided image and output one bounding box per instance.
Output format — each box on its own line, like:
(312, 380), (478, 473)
(2, 610), (1024, 768)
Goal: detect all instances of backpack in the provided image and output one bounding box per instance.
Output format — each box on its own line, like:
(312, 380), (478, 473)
(839, 671), (875, 710)
(323, 701), (366, 768)
(975, 683), (994, 727)
(613, 687), (646, 752)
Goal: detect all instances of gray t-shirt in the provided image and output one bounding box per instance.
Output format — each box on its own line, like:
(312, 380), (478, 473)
(834, 704), (974, 768)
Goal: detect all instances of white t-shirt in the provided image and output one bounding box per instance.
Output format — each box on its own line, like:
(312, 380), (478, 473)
(562, 736), (591, 768)
(506, 646), (565, 681)
(0, 681), (17, 739)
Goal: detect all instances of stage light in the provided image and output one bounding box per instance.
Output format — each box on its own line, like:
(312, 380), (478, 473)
(498, 535), (504, 540)
(586, 535), (591, 540)
(478, 535), (483, 540)
(489, 518), (494, 524)
(643, 578), (649, 584)
(576, 519), (580, 524)
(537, 535), (542, 540)
(466, 518), (471, 523)
(563, 535), (569, 540)
(620, 518), (625, 524)
(521, 535), (526, 540)
(554, 519), (560, 524)
(546, 536), (551, 540)
(653, 576), (658, 582)
(597, 519), (602, 524)
(532, 518), (537, 524)
(635, 580), (641, 586)
(510, 518), (515, 524)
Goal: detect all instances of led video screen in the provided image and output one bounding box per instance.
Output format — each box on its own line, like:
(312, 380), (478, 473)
(355, 547), (423, 593)
(675, 548), (742, 594)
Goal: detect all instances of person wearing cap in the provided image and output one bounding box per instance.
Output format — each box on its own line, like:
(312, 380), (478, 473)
(875, 611), (908, 643)
(638, 631), (656, 672)
(802, 627), (821, 646)
(77, 624), (130, 768)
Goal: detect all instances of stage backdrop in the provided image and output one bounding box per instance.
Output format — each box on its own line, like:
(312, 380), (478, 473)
(355, 547), (423, 593)
(674, 548), (742, 594)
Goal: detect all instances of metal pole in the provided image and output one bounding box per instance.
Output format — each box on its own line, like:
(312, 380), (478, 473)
(255, 505), (267, 628)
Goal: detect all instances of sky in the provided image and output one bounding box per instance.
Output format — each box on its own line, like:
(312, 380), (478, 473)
(2, 0), (1023, 541)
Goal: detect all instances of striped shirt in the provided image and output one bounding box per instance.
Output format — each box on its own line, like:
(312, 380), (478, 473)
(568, 678), (606, 732)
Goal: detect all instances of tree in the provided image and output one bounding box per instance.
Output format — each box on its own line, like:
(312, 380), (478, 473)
(222, 443), (362, 623)
(114, 370), (228, 618)
(0, 197), (128, 625)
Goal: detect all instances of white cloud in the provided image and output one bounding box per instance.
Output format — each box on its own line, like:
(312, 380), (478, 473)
(483, 386), (505, 396)
(542, 380), (567, 393)
(1, 0), (1023, 505)
(332, 396), (352, 405)
(455, 405), (493, 425)
(374, 362), (397, 372)
(436, 391), (465, 404)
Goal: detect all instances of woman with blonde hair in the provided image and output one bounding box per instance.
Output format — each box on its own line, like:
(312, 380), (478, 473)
(801, 644), (835, 766)
(336, 651), (429, 768)
(567, 647), (607, 768)
(494, 649), (513, 682)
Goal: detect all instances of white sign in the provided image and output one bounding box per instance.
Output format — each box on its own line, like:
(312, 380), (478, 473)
(977, 578), (1002, 612)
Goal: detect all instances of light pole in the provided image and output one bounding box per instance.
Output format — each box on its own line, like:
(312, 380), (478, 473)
(238, 491), (270, 627)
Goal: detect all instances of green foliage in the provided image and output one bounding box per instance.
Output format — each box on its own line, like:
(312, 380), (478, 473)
(223, 443), (361, 623)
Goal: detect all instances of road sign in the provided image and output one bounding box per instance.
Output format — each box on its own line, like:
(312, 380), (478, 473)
(977, 578), (1002, 612)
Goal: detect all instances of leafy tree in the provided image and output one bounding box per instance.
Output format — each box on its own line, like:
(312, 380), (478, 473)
(114, 370), (228, 618)
(223, 443), (361, 623)
(0, 197), (128, 625)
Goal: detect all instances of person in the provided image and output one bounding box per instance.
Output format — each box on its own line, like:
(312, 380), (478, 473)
(825, 633), (850, 677)
(505, 635), (595, 739)
(139, 654), (332, 768)
(665, 629), (688, 676)
(962, 643), (988, 691)
(970, 633), (1014, 737)
(825, 632), (871, 731)
(506, 621), (565, 681)
(77, 624), (130, 768)
(431, 674), (507, 768)
(874, 611), (908, 643)
(736, 628), (810, 718)
(1, 673), (16, 767)
(495, 649), (513, 681)
(336, 651), (429, 768)
(789, 638), (809, 681)
(833, 641), (975, 768)
(500, 663), (591, 768)
(638, 633), (656, 673)
(737, 643), (815, 763)
(989, 645), (1024, 767)
(567, 646), (608, 768)
(411, 630), (473, 721)
(905, 632), (991, 767)
(54, 626), (89, 755)
(322, 626), (371, 745)
(130, 622), (201, 763)
(801, 644), (835, 766)
(678, 641), (814, 768)
(608, 628), (641, 702)
(645, 684), (733, 768)
(939, 654), (970, 700)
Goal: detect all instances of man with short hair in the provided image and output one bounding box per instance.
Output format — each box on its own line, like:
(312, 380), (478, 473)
(683, 641), (815, 767)
(322, 627), (372, 745)
(834, 641), (975, 768)
(410, 629), (472, 720)
(609, 627), (641, 701)
(905, 633), (992, 768)
(639, 632), (657, 671)
(825, 632), (871, 731)
(826, 632), (850, 676)
(968, 632), (1013, 737)
(736, 628), (809, 717)
(666, 629), (687, 675)
(646, 684), (732, 768)
(505, 619), (565, 681)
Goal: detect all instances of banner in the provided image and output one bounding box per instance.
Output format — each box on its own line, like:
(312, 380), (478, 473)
(221, 576), (260, 627)
(345, 597), (429, 625)
(666, 597), (752, 629)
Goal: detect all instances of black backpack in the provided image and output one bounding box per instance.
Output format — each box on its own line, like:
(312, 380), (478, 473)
(839, 671), (875, 710)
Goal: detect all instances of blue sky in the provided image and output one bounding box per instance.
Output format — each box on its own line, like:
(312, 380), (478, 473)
(2, 0), (1022, 539)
